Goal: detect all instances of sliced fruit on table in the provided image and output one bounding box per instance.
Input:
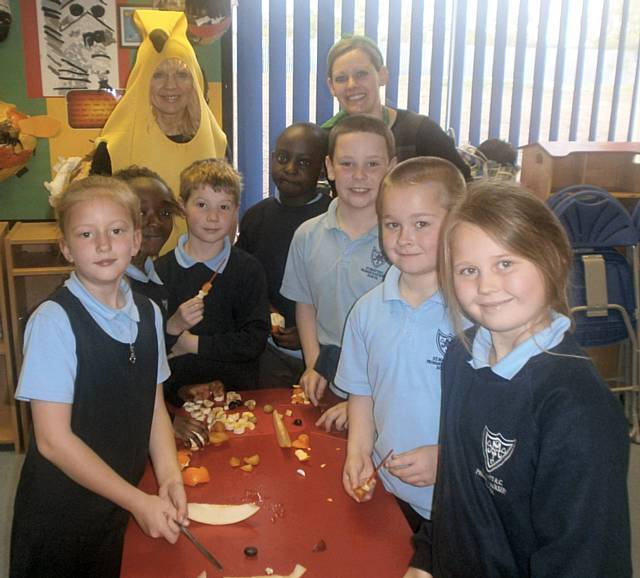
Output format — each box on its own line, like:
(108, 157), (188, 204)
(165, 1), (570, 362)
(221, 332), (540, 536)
(188, 502), (261, 525)
(182, 466), (210, 487)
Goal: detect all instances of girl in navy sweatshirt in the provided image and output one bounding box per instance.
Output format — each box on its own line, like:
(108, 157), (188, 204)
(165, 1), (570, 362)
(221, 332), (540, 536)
(405, 181), (631, 578)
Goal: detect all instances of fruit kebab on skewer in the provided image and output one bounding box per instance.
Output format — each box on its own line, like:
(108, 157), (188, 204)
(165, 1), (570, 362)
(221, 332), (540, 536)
(354, 448), (394, 500)
(196, 257), (228, 299)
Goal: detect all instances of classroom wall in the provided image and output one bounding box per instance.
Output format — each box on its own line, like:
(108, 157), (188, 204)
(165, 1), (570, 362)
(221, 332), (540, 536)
(0, 0), (224, 221)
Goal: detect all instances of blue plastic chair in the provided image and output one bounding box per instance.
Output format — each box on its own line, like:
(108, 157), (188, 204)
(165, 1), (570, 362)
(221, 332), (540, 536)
(547, 184), (610, 211)
(554, 189), (640, 441)
(553, 189), (637, 347)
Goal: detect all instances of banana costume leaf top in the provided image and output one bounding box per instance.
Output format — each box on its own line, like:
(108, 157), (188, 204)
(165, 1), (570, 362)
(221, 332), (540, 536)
(96, 10), (227, 199)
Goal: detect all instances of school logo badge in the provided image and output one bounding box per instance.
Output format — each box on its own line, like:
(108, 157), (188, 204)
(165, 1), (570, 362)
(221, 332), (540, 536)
(436, 329), (454, 357)
(482, 426), (516, 473)
(371, 247), (386, 268)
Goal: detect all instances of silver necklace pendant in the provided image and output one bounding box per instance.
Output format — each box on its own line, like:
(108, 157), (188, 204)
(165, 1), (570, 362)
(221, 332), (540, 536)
(129, 344), (136, 364)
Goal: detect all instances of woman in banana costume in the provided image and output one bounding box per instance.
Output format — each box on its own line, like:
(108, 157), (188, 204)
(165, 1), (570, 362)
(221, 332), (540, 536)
(92, 9), (227, 250)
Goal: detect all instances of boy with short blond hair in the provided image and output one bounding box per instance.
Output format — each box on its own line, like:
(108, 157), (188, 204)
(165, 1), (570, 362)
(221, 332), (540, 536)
(156, 158), (270, 406)
(280, 115), (396, 429)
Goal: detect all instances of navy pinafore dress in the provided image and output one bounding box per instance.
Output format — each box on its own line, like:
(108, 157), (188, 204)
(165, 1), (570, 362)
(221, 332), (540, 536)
(10, 287), (158, 578)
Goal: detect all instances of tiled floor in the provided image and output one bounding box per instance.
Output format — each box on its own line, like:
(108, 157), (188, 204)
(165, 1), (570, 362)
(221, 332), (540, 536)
(1, 444), (639, 577)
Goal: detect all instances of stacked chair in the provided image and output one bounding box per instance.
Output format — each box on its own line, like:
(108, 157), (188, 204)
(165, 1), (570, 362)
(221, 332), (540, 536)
(550, 185), (640, 442)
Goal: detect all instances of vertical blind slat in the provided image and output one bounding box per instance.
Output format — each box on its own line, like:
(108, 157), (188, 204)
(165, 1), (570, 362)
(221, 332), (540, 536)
(628, 37), (640, 141)
(488, 0), (508, 139)
(293, 1), (311, 123)
(449, 0), (467, 140)
(469, 0), (487, 144)
(549, 0), (569, 141)
(342, 0), (355, 35)
(528, 0), (550, 144)
(269, 0), (287, 194)
(509, 0), (528, 147)
(569, 0), (589, 141)
(385, 0), (402, 108)
(315, 1), (336, 124)
(608, 0), (630, 140)
(408, 0), (425, 112)
(236, 0), (263, 213)
(589, 0), (609, 140)
(429, 0), (447, 124)
(365, 0), (379, 41)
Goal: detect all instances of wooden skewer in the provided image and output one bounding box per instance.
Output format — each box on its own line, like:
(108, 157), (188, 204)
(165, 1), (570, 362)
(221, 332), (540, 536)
(354, 448), (394, 499)
(365, 448), (394, 485)
(198, 257), (228, 298)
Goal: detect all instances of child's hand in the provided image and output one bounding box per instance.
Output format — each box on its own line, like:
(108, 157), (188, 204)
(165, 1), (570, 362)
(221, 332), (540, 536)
(166, 297), (204, 335)
(168, 331), (199, 359)
(343, 453), (376, 502)
(403, 568), (433, 578)
(386, 445), (439, 487)
(173, 415), (209, 448)
(273, 325), (301, 350)
(315, 401), (348, 432)
(159, 478), (188, 526)
(300, 367), (328, 406)
(131, 492), (181, 544)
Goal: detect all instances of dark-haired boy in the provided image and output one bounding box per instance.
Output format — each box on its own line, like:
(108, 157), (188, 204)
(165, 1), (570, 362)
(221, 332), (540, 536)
(237, 123), (331, 389)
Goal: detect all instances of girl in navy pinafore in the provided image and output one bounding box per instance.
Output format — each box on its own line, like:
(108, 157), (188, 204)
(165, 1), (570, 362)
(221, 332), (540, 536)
(10, 176), (187, 578)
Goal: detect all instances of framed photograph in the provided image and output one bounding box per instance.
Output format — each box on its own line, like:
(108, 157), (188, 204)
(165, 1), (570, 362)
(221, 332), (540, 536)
(119, 6), (146, 47)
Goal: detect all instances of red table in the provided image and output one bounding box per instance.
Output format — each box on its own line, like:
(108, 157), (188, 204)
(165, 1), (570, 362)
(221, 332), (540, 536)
(121, 389), (414, 578)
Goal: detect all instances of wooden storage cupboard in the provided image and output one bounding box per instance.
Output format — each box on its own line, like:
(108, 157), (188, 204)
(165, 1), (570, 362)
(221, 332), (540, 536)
(5, 222), (72, 451)
(0, 222), (20, 449)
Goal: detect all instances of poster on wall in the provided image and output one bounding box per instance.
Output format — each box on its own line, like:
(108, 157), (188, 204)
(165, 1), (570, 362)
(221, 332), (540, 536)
(35, 0), (119, 96)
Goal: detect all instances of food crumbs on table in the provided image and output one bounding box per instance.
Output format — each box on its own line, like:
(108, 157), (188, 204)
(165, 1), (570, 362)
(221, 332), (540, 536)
(285, 409), (293, 417)
(240, 464), (254, 473)
(244, 546), (258, 557)
(293, 418), (302, 426)
(326, 498), (333, 502)
(265, 568), (274, 576)
(312, 539), (327, 552)
(320, 463), (327, 468)
(263, 404), (274, 414)
(296, 469), (306, 477)
(229, 456), (242, 467)
(336, 447), (341, 451)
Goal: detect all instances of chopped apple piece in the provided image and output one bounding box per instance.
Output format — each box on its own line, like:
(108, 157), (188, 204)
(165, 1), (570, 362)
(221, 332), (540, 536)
(209, 432), (229, 446)
(294, 449), (309, 462)
(229, 456), (242, 467)
(244, 454), (260, 466)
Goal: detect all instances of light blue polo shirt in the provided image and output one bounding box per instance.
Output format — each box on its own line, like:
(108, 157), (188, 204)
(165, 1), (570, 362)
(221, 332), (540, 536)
(469, 312), (571, 379)
(280, 198), (389, 347)
(175, 233), (230, 272)
(125, 257), (163, 285)
(16, 272), (169, 404)
(335, 266), (458, 519)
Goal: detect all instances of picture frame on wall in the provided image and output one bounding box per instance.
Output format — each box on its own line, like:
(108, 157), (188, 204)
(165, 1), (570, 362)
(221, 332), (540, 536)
(119, 6), (146, 47)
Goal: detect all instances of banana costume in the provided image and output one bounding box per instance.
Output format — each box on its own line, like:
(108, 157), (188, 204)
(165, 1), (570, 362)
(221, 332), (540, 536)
(96, 10), (227, 249)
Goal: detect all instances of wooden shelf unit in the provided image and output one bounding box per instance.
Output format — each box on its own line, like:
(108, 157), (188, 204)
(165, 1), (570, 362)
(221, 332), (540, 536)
(0, 222), (20, 449)
(5, 221), (73, 452)
(520, 141), (640, 200)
